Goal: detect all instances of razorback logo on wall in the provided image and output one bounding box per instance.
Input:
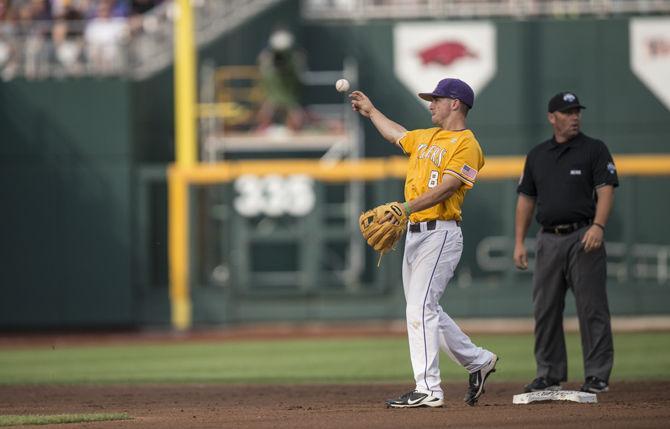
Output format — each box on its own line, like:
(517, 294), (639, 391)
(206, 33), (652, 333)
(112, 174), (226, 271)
(418, 41), (477, 66)
(394, 22), (496, 109)
(630, 18), (670, 110)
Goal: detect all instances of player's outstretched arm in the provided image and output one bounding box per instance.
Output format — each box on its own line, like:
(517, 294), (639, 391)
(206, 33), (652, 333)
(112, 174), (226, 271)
(349, 91), (407, 145)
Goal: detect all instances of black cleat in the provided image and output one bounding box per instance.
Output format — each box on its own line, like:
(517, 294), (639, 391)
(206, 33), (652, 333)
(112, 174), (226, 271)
(524, 377), (561, 393)
(464, 354), (498, 406)
(385, 390), (444, 408)
(580, 376), (609, 393)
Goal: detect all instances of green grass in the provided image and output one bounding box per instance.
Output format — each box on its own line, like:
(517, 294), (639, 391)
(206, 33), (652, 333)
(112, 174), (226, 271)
(0, 332), (667, 385)
(0, 413), (130, 427)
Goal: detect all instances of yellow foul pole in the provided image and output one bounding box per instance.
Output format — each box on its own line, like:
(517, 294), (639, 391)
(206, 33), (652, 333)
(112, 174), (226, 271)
(170, 0), (197, 331)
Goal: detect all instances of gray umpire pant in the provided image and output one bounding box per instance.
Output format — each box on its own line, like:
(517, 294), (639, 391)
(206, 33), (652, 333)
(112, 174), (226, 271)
(532, 226), (614, 383)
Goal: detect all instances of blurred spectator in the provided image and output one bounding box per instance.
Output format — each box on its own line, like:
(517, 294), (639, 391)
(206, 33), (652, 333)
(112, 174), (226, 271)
(14, 0), (52, 77)
(0, 20), (13, 79)
(131, 0), (162, 15)
(128, 0), (162, 34)
(50, 0), (74, 17)
(255, 27), (306, 133)
(0, 0), (10, 20)
(107, 0), (129, 17)
(28, 0), (52, 21)
(83, 0), (128, 18)
(46, 1), (93, 20)
(0, 1), (21, 79)
(51, 0), (85, 73)
(1, 0), (165, 79)
(84, 0), (127, 73)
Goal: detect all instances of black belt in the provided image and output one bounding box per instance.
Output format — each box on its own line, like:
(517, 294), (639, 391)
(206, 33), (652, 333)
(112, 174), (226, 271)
(409, 220), (437, 233)
(542, 220), (591, 235)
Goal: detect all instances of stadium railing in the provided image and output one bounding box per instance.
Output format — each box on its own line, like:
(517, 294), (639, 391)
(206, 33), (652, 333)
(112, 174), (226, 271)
(302, 0), (670, 20)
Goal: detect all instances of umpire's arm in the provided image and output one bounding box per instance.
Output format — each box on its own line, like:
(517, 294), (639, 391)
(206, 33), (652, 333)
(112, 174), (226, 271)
(582, 185), (614, 253)
(514, 193), (536, 270)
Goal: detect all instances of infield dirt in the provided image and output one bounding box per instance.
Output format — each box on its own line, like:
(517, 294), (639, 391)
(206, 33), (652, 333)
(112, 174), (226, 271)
(1, 381), (668, 428)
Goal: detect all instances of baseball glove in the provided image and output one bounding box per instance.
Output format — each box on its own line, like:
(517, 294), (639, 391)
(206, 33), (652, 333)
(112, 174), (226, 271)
(359, 202), (408, 253)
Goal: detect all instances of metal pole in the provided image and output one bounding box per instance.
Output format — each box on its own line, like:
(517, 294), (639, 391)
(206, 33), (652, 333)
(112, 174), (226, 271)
(169, 0), (197, 331)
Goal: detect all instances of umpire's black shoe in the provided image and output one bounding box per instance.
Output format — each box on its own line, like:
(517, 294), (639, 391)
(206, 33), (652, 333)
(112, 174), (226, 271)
(580, 376), (609, 393)
(385, 390), (443, 408)
(464, 354), (498, 406)
(524, 377), (561, 393)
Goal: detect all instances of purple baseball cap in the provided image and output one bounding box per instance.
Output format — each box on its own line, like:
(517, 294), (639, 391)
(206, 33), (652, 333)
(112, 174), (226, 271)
(418, 78), (475, 108)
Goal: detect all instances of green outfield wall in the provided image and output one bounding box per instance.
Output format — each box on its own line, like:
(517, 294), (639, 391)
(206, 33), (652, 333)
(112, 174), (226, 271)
(1, 4), (668, 328)
(0, 80), (135, 326)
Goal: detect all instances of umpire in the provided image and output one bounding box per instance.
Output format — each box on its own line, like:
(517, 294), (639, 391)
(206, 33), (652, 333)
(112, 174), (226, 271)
(514, 92), (618, 394)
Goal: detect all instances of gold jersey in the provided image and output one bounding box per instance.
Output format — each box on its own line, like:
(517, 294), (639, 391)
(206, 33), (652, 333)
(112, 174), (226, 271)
(398, 128), (484, 223)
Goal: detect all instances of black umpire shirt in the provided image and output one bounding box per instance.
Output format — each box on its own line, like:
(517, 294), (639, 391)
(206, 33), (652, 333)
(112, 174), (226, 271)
(517, 132), (619, 227)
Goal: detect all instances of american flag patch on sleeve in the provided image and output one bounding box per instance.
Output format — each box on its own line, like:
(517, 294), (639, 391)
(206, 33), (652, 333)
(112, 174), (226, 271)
(460, 164), (478, 181)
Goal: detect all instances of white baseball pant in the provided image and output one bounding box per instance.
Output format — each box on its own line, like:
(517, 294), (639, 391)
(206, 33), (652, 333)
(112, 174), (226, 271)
(402, 220), (495, 399)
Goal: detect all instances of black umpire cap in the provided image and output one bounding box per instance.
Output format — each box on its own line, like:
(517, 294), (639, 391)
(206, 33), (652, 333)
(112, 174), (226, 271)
(548, 92), (586, 113)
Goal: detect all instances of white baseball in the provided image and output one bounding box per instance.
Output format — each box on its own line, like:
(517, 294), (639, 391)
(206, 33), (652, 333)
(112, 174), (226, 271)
(335, 79), (350, 93)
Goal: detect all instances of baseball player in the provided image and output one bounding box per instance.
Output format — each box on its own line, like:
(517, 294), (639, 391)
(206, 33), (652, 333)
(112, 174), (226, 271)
(351, 78), (498, 408)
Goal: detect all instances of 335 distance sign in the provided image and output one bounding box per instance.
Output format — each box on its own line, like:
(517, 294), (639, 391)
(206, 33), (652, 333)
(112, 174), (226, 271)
(233, 174), (316, 217)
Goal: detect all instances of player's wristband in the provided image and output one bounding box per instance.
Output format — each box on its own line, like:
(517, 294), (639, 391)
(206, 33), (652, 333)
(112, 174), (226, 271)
(593, 222), (605, 231)
(403, 201), (412, 215)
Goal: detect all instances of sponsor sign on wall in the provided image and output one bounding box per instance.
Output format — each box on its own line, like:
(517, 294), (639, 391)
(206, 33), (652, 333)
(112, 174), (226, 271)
(630, 18), (670, 111)
(394, 22), (496, 109)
